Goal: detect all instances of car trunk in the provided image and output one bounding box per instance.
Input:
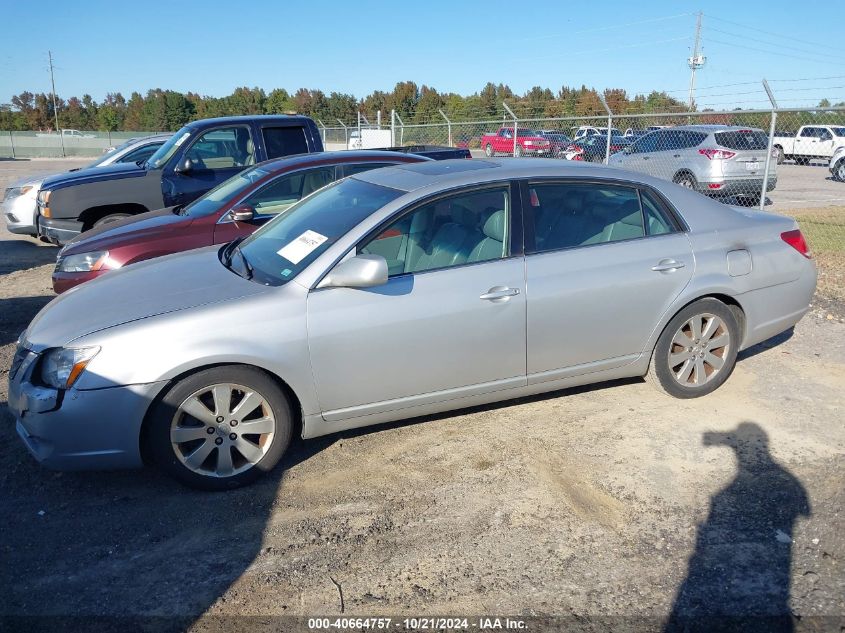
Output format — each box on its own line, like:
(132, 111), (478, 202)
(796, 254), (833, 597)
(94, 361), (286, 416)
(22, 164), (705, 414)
(714, 130), (775, 178)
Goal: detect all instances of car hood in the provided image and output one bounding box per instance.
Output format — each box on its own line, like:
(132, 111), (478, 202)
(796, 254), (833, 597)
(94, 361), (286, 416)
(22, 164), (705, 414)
(62, 207), (191, 254)
(41, 161), (147, 190)
(25, 247), (266, 349)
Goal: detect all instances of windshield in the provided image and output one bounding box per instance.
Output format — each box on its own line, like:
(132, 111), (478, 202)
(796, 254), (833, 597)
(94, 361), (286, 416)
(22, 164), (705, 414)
(831, 127), (845, 137)
(183, 165), (273, 217)
(234, 178), (403, 286)
(146, 128), (191, 169)
(84, 138), (136, 168)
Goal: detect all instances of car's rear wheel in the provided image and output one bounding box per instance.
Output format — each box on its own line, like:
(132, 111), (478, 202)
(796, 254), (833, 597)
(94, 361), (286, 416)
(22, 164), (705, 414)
(834, 159), (845, 182)
(646, 298), (740, 399)
(92, 213), (130, 228)
(673, 172), (698, 190)
(773, 146), (784, 164)
(485, 144), (494, 157)
(514, 145), (523, 157)
(148, 366), (293, 490)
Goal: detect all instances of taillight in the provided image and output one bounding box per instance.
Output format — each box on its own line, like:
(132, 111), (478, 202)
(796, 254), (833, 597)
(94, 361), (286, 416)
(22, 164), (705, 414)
(781, 229), (811, 258)
(699, 148), (736, 160)
(610, 145), (622, 151)
(572, 154), (584, 161)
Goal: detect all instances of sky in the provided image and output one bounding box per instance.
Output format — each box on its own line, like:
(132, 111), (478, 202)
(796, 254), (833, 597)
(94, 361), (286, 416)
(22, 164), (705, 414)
(1, 0), (844, 110)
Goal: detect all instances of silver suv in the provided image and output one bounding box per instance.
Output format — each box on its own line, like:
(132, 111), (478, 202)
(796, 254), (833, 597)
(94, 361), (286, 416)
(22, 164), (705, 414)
(609, 125), (776, 200)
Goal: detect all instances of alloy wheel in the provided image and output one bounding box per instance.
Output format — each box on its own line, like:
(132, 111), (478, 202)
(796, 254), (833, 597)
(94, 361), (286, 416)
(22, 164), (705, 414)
(667, 313), (731, 387)
(170, 383), (276, 478)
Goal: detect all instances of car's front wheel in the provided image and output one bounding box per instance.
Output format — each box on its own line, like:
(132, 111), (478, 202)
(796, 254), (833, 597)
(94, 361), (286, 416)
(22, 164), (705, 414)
(92, 213), (131, 228)
(484, 144), (494, 157)
(646, 298), (740, 399)
(148, 366), (293, 490)
(833, 159), (845, 182)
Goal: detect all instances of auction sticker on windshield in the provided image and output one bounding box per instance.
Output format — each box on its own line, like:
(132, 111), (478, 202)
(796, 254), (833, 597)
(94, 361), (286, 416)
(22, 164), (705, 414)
(277, 230), (328, 264)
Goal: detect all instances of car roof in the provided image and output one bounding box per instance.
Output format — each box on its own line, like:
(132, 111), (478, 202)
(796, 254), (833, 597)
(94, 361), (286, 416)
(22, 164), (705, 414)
(667, 124), (765, 133)
(184, 114), (310, 129)
(246, 150), (430, 174)
(352, 158), (657, 193)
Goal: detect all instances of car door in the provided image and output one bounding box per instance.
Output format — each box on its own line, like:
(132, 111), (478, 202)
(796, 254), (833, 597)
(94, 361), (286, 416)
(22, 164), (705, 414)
(794, 127), (817, 157)
(306, 184), (527, 421)
(213, 165), (337, 244)
(524, 180), (693, 383)
(816, 128), (834, 158)
(166, 125), (256, 206)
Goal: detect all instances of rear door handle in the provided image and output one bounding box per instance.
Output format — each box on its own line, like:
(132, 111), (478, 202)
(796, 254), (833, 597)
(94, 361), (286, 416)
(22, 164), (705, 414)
(480, 286), (520, 301)
(652, 259), (686, 273)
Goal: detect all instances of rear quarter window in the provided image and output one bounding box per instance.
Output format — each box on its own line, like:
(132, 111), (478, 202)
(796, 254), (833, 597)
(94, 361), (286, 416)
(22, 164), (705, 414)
(714, 131), (768, 150)
(262, 127), (309, 159)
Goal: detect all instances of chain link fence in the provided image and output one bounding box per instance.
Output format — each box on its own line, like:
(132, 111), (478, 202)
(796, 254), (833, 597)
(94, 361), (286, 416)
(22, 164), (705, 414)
(0, 130), (164, 158)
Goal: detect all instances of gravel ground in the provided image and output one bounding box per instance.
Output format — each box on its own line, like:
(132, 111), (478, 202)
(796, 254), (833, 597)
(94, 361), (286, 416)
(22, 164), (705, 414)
(0, 159), (843, 632)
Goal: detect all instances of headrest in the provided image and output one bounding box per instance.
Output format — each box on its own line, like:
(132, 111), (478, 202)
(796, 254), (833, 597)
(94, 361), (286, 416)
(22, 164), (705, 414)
(617, 199), (642, 225)
(410, 210), (431, 233)
(451, 204), (477, 228)
(482, 209), (506, 242)
(562, 189), (583, 213)
(246, 138), (254, 153)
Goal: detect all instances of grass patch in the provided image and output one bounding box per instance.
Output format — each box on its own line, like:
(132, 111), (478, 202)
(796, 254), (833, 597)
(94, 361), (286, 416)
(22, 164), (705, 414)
(783, 206), (845, 301)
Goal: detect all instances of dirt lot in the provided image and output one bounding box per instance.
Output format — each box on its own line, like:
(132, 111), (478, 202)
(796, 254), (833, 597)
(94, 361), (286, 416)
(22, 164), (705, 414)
(0, 159), (843, 632)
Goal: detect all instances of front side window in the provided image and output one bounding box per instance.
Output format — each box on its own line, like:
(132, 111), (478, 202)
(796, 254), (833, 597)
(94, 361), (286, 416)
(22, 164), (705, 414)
(262, 126), (309, 159)
(243, 166), (335, 216)
(183, 165), (274, 217)
(528, 183), (650, 253)
(184, 126), (254, 170)
(831, 127), (845, 137)
(359, 187), (509, 277)
(146, 129), (191, 169)
(235, 178), (403, 285)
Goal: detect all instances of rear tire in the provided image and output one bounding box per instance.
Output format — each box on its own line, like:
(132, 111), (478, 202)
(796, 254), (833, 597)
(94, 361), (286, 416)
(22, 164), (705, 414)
(833, 159), (845, 182)
(484, 144), (494, 157)
(148, 366), (293, 491)
(92, 213), (130, 228)
(514, 145), (523, 157)
(773, 146), (784, 165)
(646, 298), (740, 399)
(673, 172), (698, 190)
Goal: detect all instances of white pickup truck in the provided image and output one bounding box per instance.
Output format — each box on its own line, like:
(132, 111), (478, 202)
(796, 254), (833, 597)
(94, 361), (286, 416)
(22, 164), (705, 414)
(35, 129), (96, 139)
(772, 125), (845, 164)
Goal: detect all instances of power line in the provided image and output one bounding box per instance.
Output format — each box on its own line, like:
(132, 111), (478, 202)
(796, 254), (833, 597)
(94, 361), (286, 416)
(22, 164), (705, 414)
(706, 26), (845, 63)
(518, 12), (693, 42)
(705, 38), (843, 66)
(704, 13), (845, 54)
(511, 35), (690, 63)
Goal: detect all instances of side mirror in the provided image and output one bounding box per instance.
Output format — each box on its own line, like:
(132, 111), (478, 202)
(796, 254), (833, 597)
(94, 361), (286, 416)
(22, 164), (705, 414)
(319, 254), (388, 289)
(229, 204), (255, 222)
(174, 158), (193, 174)
(623, 145), (634, 154)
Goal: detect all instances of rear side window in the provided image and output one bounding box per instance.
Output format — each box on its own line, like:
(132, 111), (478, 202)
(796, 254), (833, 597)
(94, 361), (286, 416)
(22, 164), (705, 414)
(262, 126), (309, 159)
(527, 183), (645, 253)
(640, 190), (675, 236)
(680, 131), (707, 148)
(714, 130), (768, 150)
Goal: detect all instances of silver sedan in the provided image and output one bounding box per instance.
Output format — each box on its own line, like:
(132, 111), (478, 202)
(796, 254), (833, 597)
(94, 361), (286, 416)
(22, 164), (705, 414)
(8, 159), (817, 490)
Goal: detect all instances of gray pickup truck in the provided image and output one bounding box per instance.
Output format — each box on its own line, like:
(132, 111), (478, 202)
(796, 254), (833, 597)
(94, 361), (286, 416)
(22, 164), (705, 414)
(37, 115), (324, 244)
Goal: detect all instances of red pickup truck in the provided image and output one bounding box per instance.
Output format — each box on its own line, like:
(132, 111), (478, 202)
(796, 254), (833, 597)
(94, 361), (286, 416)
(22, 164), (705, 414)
(480, 127), (551, 157)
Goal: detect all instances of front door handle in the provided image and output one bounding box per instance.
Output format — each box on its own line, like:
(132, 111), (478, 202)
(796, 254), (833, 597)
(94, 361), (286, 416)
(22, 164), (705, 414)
(479, 286), (520, 301)
(652, 259), (686, 273)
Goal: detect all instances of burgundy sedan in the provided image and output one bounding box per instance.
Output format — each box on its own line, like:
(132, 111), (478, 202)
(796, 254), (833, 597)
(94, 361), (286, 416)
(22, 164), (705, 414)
(52, 151), (429, 293)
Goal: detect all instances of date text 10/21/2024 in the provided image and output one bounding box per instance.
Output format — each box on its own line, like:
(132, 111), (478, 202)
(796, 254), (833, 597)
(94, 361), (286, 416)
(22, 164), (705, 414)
(307, 617), (527, 631)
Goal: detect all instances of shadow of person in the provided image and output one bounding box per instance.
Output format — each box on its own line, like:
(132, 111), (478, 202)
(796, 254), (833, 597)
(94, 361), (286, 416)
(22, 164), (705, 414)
(665, 422), (811, 633)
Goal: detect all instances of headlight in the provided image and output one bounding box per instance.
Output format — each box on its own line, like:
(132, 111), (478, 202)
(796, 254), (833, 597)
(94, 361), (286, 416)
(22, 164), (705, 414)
(37, 190), (52, 217)
(40, 346), (100, 390)
(4, 185), (34, 200)
(56, 250), (109, 273)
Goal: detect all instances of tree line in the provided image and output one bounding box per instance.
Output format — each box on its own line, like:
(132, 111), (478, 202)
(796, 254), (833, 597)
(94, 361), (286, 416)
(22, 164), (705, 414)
(0, 82), (695, 132)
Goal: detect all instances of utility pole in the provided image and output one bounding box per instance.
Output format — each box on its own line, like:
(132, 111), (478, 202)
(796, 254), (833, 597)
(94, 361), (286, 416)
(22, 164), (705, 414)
(687, 12), (706, 111)
(48, 50), (65, 156)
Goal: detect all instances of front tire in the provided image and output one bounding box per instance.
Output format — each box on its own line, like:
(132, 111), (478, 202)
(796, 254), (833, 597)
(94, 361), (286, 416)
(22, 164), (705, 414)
(92, 213), (131, 228)
(148, 366), (293, 490)
(646, 298), (740, 399)
(514, 145), (523, 157)
(833, 159), (845, 182)
(774, 146), (784, 165)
